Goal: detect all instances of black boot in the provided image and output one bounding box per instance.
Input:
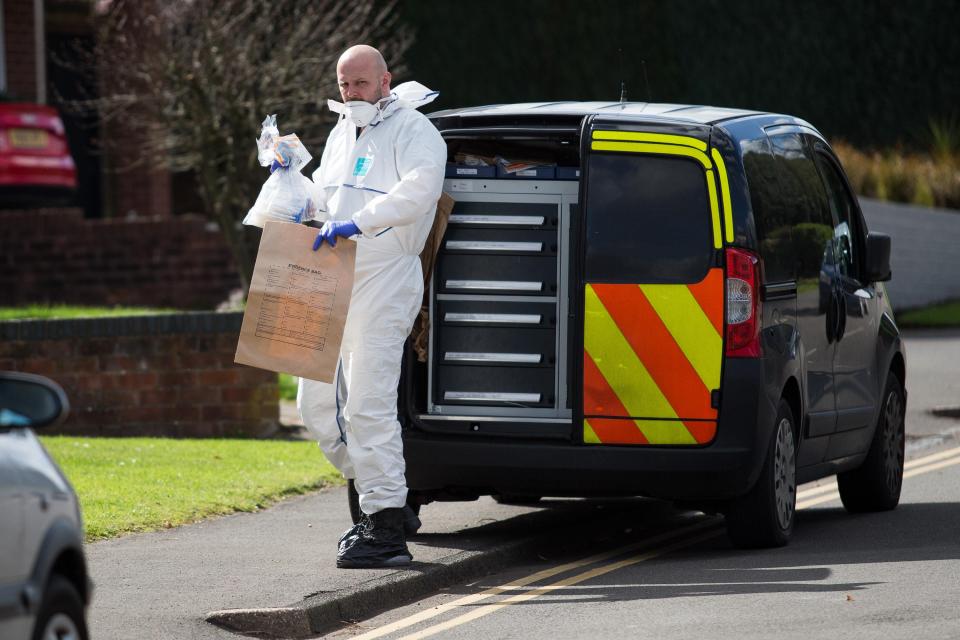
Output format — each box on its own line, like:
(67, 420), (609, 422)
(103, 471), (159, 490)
(337, 507), (412, 568)
(349, 480), (421, 537)
(341, 506), (418, 550)
(338, 511), (371, 552)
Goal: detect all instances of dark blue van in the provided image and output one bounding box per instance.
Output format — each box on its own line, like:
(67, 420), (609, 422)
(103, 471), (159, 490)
(382, 102), (905, 548)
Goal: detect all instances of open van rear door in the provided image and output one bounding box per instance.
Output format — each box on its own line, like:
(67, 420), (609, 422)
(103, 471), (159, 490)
(578, 119), (733, 446)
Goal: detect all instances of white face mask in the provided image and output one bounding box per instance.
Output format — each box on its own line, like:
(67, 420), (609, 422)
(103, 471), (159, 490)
(327, 97), (391, 128)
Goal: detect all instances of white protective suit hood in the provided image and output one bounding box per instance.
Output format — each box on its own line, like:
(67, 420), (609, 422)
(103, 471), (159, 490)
(327, 81), (439, 128)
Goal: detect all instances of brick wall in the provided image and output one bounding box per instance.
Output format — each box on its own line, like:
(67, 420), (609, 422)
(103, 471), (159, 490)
(0, 312), (279, 437)
(3, 0), (37, 101)
(0, 208), (243, 309)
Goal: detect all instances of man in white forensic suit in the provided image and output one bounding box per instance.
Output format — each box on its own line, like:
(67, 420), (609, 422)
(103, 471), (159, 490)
(297, 44), (446, 568)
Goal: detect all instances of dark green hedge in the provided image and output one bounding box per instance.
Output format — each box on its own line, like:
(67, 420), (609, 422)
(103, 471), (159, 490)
(401, 0), (958, 149)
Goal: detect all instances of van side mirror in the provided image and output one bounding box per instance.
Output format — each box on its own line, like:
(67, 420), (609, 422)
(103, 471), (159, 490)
(864, 232), (892, 282)
(0, 372), (69, 432)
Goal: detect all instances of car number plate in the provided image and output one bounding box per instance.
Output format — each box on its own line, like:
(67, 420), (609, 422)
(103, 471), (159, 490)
(9, 128), (49, 149)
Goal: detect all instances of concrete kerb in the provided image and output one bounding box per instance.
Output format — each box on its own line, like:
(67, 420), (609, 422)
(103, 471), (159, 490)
(205, 533), (548, 638)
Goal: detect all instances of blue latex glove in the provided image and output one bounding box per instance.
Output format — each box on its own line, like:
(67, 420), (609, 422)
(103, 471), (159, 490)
(313, 220), (359, 250)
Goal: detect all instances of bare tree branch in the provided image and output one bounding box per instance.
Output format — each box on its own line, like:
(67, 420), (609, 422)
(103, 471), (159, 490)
(59, 0), (411, 289)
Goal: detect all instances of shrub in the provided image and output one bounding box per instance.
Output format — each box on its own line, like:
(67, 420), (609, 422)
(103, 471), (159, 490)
(833, 141), (960, 210)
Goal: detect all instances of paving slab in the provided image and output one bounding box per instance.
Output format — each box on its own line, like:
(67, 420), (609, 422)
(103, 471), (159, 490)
(85, 487), (595, 639)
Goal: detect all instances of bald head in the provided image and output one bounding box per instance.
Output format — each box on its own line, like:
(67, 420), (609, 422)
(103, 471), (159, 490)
(337, 45), (391, 104)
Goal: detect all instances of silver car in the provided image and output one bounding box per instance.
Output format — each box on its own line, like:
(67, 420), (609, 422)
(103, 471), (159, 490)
(0, 372), (91, 640)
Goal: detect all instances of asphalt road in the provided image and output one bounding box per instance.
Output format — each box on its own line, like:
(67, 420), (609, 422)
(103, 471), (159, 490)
(327, 446), (960, 640)
(900, 328), (960, 450)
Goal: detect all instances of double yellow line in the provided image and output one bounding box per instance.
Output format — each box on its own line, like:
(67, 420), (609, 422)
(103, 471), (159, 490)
(797, 444), (960, 508)
(351, 445), (960, 640)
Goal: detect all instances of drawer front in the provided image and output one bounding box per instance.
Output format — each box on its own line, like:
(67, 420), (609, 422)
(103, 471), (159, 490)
(495, 165), (556, 180)
(436, 326), (556, 367)
(434, 365), (556, 408)
(443, 227), (558, 256)
(446, 164), (496, 178)
(448, 201), (558, 229)
(437, 254), (558, 295)
(437, 300), (556, 329)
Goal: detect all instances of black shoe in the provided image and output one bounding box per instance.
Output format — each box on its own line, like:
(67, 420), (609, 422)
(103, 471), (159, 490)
(349, 480), (421, 536)
(342, 505), (417, 546)
(337, 507), (412, 569)
(338, 511), (371, 552)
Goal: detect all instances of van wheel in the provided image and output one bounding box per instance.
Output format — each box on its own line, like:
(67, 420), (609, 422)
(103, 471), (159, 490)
(31, 574), (88, 640)
(837, 372), (905, 513)
(348, 479), (421, 525)
(726, 399), (797, 548)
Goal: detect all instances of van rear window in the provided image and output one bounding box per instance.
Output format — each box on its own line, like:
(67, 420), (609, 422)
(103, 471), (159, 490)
(584, 154), (713, 283)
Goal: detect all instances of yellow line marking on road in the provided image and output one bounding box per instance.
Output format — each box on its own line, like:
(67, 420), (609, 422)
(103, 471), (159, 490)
(396, 530), (723, 640)
(796, 481), (839, 499)
(348, 520), (720, 640)
(796, 444), (960, 509)
(904, 444), (960, 470)
(796, 492), (847, 510)
(359, 444), (960, 639)
(904, 454), (960, 479)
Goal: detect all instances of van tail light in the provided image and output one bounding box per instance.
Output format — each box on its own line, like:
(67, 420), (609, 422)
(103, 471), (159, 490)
(725, 247), (761, 358)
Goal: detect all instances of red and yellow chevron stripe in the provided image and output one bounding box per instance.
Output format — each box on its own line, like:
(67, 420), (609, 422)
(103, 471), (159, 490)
(583, 268), (724, 445)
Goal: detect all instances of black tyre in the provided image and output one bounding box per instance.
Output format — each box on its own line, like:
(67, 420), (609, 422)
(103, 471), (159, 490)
(31, 574), (88, 640)
(837, 371), (905, 513)
(726, 399), (797, 549)
(348, 479), (421, 526)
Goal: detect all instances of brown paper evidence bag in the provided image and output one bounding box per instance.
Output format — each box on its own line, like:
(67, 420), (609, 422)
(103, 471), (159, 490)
(234, 192), (455, 383)
(234, 221), (355, 383)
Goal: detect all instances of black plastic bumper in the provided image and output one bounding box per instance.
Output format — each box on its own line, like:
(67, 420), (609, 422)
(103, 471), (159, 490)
(403, 359), (777, 501)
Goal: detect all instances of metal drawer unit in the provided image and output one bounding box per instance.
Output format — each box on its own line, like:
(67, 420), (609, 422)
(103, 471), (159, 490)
(427, 180), (578, 420)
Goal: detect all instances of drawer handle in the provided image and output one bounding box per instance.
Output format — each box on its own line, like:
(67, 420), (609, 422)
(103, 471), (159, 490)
(445, 280), (544, 292)
(445, 352), (542, 364)
(444, 391), (542, 403)
(444, 313), (542, 324)
(446, 240), (543, 252)
(449, 215), (546, 226)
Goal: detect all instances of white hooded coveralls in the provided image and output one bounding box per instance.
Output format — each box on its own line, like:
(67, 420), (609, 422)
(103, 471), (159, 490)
(297, 83), (446, 514)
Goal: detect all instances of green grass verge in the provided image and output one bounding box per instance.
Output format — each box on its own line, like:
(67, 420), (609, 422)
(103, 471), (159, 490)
(278, 373), (299, 401)
(0, 305), (177, 320)
(897, 300), (960, 328)
(40, 436), (341, 541)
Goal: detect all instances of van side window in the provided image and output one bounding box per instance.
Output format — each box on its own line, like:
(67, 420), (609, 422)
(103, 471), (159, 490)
(584, 153), (713, 283)
(743, 133), (833, 283)
(814, 152), (862, 282)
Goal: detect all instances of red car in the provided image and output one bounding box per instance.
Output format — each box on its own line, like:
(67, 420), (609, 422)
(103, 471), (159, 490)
(0, 102), (77, 205)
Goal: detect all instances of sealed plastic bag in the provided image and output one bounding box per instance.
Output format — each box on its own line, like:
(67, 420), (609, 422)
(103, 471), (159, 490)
(244, 115), (314, 228)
